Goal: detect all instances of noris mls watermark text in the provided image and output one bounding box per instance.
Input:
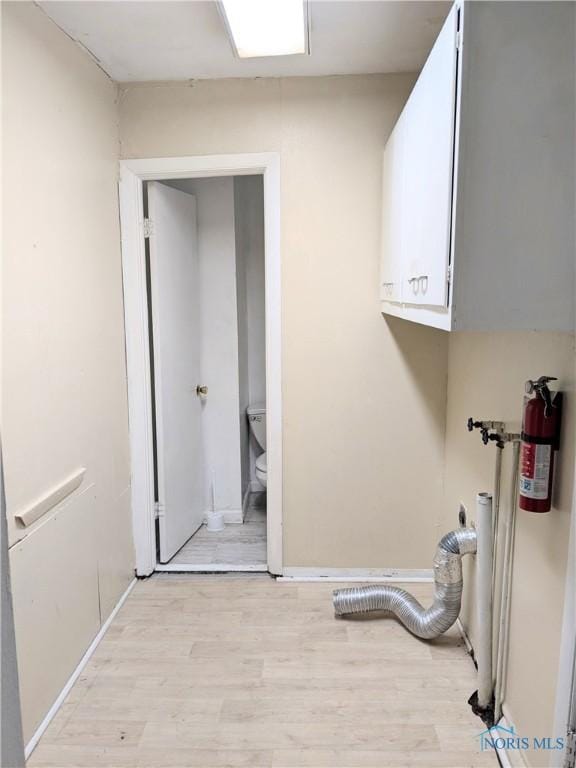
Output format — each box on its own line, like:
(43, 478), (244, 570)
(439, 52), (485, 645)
(479, 724), (564, 753)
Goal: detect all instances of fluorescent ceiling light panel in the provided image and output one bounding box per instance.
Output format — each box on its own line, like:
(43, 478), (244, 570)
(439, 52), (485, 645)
(220, 0), (308, 58)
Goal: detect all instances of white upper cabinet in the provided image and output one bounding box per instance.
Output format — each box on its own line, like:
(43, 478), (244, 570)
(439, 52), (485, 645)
(380, 1), (575, 332)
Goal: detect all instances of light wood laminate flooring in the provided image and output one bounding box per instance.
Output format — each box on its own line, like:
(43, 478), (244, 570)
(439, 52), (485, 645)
(169, 495), (266, 568)
(28, 575), (497, 768)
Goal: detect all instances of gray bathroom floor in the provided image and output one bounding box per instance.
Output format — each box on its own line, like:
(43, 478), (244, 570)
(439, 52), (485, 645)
(167, 493), (267, 568)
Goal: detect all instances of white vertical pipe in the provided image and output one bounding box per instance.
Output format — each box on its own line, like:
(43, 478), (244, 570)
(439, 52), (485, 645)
(494, 441), (520, 722)
(476, 492), (494, 709)
(491, 447), (503, 590)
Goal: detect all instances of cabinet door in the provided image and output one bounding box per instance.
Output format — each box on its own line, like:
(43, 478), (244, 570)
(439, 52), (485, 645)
(380, 113), (405, 303)
(401, 5), (458, 307)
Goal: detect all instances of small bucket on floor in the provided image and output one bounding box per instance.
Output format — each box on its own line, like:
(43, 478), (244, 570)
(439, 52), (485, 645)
(206, 510), (225, 532)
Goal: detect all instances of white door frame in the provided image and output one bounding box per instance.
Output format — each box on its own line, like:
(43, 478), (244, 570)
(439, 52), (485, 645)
(118, 153), (282, 576)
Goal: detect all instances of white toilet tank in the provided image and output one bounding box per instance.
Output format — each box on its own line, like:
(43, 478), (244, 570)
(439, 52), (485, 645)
(247, 404), (266, 450)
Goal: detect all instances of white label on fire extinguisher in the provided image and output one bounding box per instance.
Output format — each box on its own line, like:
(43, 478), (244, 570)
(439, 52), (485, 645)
(520, 443), (551, 500)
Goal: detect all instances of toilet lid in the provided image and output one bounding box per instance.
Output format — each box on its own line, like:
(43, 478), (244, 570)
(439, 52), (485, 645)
(255, 452), (267, 472)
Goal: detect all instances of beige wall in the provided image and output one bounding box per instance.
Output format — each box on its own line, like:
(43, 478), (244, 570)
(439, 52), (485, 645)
(2, 2), (133, 741)
(444, 332), (575, 766)
(119, 76), (450, 569)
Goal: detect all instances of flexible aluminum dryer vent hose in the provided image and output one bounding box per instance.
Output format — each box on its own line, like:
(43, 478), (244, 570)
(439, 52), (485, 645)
(333, 528), (477, 640)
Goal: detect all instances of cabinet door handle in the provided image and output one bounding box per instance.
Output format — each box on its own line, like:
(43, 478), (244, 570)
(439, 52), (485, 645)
(381, 281), (395, 298)
(407, 275), (429, 295)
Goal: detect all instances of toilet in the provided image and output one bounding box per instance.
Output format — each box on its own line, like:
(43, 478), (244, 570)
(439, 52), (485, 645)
(247, 404), (267, 489)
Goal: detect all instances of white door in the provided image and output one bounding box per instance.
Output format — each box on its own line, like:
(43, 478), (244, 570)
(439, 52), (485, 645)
(148, 182), (205, 563)
(380, 113), (405, 304)
(401, 4), (458, 307)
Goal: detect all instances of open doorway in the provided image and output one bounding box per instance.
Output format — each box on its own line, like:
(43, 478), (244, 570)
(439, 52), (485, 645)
(147, 176), (267, 570)
(119, 154), (282, 577)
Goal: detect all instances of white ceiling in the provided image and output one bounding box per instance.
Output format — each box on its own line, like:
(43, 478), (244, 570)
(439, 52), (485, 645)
(38, 1), (451, 83)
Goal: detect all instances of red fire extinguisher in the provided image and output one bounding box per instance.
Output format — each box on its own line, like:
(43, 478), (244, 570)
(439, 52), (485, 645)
(519, 376), (562, 513)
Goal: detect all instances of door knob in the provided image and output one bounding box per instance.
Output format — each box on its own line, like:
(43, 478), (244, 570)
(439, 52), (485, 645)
(196, 385), (208, 396)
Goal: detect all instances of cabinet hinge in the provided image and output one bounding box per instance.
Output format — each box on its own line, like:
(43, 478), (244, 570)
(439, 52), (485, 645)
(447, 265), (452, 284)
(143, 218), (154, 238)
(154, 501), (165, 519)
(456, 29), (462, 51)
(565, 730), (576, 768)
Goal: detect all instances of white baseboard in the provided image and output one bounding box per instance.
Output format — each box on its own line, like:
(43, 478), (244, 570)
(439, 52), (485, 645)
(494, 713), (528, 768)
(203, 509), (243, 525)
(278, 567), (434, 582)
(25, 578), (136, 759)
(155, 563), (268, 573)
